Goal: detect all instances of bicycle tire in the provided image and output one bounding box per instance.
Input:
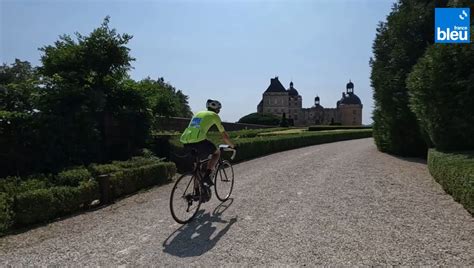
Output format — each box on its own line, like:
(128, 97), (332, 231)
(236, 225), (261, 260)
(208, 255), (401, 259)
(170, 172), (202, 224)
(214, 160), (234, 201)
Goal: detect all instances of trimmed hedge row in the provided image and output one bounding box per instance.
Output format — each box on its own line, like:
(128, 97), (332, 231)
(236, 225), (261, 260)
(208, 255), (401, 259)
(308, 126), (372, 131)
(428, 149), (474, 215)
(93, 161), (176, 198)
(170, 129), (372, 172)
(232, 129), (373, 162)
(14, 180), (100, 226)
(0, 157), (176, 235)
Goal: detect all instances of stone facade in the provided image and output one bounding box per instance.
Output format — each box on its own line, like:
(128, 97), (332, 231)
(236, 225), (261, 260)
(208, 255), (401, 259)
(257, 77), (363, 126)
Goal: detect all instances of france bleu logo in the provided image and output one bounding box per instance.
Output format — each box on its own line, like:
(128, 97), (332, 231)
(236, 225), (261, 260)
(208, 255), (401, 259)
(435, 8), (470, 43)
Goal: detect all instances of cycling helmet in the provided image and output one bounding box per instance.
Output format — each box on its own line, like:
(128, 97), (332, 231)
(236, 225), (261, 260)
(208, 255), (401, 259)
(206, 99), (222, 112)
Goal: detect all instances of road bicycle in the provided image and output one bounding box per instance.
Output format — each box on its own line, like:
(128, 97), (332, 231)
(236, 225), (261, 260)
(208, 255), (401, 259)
(170, 145), (236, 224)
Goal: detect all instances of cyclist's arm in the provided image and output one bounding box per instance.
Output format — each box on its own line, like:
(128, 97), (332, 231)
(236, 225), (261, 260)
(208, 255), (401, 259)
(221, 131), (235, 148)
(214, 114), (235, 148)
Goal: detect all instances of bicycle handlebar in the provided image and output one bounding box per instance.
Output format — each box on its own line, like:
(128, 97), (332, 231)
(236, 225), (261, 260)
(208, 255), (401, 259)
(219, 144), (237, 160)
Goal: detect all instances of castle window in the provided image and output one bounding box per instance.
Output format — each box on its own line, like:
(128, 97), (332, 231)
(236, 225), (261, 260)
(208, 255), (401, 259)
(353, 110), (356, 115)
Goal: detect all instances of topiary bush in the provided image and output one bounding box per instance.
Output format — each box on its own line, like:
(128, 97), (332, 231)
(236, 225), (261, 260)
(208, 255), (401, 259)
(407, 28), (474, 151)
(369, 0), (444, 157)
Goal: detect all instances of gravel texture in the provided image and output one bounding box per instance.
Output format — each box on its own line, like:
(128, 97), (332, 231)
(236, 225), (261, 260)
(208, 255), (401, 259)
(0, 138), (473, 266)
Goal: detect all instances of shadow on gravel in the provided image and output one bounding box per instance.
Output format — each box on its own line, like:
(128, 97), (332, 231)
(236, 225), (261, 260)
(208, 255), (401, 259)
(162, 199), (237, 257)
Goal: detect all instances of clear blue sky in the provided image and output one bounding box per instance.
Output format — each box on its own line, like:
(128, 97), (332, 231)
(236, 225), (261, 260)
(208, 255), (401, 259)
(1, 0), (395, 124)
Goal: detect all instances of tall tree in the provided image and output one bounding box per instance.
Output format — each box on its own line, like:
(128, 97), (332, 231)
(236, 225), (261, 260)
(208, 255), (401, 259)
(407, 1), (474, 151)
(370, 0), (448, 156)
(36, 16), (148, 166)
(132, 77), (193, 121)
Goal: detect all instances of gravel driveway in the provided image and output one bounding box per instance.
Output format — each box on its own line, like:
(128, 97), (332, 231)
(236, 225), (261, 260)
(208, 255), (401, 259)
(1, 138), (473, 266)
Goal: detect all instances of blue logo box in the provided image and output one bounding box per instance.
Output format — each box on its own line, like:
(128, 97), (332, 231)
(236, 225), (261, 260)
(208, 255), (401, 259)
(435, 8), (470, 43)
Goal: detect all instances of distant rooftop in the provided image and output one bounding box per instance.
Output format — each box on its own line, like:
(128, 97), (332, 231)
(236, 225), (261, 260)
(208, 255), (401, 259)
(264, 76), (287, 93)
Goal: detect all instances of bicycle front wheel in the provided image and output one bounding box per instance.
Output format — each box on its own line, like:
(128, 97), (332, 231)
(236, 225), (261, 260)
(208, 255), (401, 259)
(170, 172), (202, 224)
(214, 160), (234, 201)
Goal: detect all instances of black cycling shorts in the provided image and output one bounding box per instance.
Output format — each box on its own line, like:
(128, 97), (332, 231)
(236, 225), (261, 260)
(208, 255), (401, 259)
(184, 139), (217, 160)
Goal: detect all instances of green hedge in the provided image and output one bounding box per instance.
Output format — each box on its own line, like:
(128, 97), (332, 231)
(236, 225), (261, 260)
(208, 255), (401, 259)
(307, 126), (372, 131)
(56, 167), (92, 187)
(170, 129), (372, 172)
(237, 112), (281, 126)
(108, 162), (176, 198)
(0, 193), (14, 235)
(232, 129), (373, 162)
(0, 157), (176, 233)
(14, 179), (100, 226)
(428, 149), (474, 215)
(407, 27), (474, 151)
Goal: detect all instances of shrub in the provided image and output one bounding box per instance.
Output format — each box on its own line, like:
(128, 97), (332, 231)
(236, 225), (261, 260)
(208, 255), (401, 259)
(237, 113), (280, 126)
(1, 157), (175, 231)
(13, 179), (100, 226)
(407, 29), (474, 151)
(110, 162), (175, 198)
(308, 125), (372, 131)
(18, 178), (50, 192)
(88, 163), (121, 177)
(428, 149), (474, 215)
(55, 167), (92, 187)
(0, 177), (21, 196)
(370, 1), (441, 156)
(232, 130), (372, 162)
(14, 188), (57, 226)
(233, 130), (370, 162)
(51, 180), (99, 215)
(112, 156), (163, 169)
(0, 193), (14, 235)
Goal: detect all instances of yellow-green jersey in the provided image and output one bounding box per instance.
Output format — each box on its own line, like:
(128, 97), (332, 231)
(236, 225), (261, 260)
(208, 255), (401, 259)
(180, 110), (225, 144)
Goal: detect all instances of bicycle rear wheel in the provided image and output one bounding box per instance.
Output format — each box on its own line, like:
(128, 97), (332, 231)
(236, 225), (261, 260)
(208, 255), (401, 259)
(170, 172), (202, 224)
(214, 160), (234, 201)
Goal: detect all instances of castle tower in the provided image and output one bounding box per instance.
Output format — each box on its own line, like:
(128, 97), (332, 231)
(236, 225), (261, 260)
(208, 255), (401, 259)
(259, 76), (289, 117)
(286, 81), (302, 125)
(336, 80), (363, 125)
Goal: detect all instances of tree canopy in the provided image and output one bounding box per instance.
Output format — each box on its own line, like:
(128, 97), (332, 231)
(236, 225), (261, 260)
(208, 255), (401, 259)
(238, 113), (281, 126)
(0, 17), (192, 177)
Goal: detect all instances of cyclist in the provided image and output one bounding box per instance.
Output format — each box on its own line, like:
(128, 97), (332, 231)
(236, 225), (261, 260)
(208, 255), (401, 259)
(180, 99), (235, 191)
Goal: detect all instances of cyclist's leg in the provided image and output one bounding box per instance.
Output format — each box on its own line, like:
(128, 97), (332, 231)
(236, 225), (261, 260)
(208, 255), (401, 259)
(199, 140), (218, 186)
(207, 148), (220, 171)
